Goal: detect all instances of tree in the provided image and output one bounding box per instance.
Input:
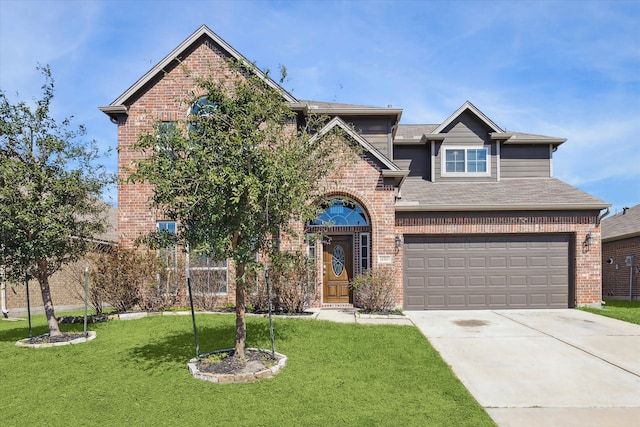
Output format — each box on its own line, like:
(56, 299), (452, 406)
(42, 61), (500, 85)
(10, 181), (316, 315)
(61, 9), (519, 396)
(0, 66), (113, 337)
(132, 60), (349, 358)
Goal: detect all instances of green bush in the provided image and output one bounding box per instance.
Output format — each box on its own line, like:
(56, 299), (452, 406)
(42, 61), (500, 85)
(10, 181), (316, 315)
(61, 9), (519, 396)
(351, 268), (396, 313)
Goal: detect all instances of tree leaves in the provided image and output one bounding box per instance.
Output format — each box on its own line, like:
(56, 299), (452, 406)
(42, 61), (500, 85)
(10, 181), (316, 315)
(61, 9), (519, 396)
(0, 65), (115, 333)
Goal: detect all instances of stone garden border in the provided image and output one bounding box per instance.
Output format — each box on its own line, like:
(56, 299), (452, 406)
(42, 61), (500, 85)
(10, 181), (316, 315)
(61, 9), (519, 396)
(16, 331), (97, 348)
(187, 347), (288, 384)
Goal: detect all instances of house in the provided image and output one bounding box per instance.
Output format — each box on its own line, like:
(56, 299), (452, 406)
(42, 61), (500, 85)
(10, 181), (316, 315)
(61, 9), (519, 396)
(100, 25), (609, 310)
(2, 204), (118, 317)
(601, 205), (640, 300)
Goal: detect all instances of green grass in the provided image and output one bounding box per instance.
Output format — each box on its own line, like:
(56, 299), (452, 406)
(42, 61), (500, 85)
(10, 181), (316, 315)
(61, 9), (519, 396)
(580, 299), (640, 325)
(0, 313), (494, 426)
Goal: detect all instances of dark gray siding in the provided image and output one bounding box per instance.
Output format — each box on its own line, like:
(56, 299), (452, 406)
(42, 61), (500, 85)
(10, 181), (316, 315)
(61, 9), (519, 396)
(348, 117), (392, 158)
(501, 144), (551, 178)
(434, 111), (497, 182)
(393, 145), (431, 180)
(441, 110), (491, 143)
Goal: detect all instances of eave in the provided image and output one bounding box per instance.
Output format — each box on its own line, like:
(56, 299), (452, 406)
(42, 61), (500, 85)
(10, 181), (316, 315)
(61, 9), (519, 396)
(289, 102), (402, 124)
(490, 132), (566, 146)
(382, 169), (409, 187)
(395, 202), (610, 212)
(603, 231), (640, 243)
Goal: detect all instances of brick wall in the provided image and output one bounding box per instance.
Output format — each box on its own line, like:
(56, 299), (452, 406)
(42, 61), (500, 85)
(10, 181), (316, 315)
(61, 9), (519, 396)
(4, 257), (93, 316)
(395, 212), (603, 307)
(117, 38), (236, 248)
(290, 151), (398, 307)
(602, 237), (640, 300)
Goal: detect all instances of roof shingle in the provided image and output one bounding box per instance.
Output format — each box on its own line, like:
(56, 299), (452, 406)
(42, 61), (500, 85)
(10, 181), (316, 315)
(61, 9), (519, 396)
(602, 204), (640, 241)
(397, 177), (609, 211)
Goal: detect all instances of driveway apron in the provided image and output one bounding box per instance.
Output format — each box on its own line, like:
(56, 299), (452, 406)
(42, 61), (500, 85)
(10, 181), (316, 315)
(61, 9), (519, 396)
(406, 309), (640, 427)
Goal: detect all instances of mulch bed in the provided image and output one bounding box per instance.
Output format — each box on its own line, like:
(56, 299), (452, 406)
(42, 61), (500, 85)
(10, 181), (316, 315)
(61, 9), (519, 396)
(26, 332), (88, 345)
(196, 349), (277, 375)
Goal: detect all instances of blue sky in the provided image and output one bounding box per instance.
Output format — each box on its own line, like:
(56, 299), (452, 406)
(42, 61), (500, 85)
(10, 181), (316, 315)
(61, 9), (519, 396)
(1, 0), (639, 215)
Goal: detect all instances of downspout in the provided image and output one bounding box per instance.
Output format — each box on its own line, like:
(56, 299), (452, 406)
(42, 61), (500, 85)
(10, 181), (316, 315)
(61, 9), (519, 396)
(597, 207), (610, 225)
(1, 266), (8, 318)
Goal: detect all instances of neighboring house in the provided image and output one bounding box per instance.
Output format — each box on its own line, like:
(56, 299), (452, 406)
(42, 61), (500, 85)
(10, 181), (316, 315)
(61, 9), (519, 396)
(601, 205), (640, 300)
(2, 204), (118, 317)
(100, 25), (609, 310)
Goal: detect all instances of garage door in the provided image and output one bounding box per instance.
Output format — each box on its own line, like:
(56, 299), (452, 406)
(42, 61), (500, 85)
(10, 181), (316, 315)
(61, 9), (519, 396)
(404, 235), (570, 310)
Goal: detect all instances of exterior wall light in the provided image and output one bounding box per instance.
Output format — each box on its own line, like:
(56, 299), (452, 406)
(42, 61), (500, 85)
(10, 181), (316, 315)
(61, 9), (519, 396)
(583, 232), (595, 252)
(395, 235), (402, 249)
(585, 233), (594, 246)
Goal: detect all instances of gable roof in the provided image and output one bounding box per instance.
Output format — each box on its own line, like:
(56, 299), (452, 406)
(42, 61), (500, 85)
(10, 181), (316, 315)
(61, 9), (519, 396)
(313, 116), (408, 186)
(396, 177), (609, 212)
(602, 204), (640, 242)
(432, 101), (503, 134)
(400, 101), (566, 147)
(99, 25), (297, 120)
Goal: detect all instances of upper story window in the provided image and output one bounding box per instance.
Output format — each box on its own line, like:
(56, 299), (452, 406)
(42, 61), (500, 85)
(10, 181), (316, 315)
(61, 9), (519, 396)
(189, 97), (217, 135)
(311, 198), (369, 226)
(190, 96), (217, 116)
(157, 220), (176, 235)
(442, 146), (489, 176)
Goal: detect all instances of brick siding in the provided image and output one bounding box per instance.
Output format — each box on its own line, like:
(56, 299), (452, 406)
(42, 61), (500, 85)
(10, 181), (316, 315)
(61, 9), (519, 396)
(602, 237), (640, 300)
(395, 212), (603, 307)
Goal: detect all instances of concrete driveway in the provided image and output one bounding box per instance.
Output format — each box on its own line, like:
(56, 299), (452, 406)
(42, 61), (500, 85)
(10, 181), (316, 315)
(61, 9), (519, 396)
(405, 309), (640, 427)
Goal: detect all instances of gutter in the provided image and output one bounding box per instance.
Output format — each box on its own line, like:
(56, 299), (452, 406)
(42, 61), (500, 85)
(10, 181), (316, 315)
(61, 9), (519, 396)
(395, 202), (611, 212)
(598, 207), (610, 225)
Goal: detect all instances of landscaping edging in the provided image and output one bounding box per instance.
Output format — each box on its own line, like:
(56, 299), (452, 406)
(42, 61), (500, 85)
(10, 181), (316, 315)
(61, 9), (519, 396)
(16, 331), (97, 348)
(187, 347), (287, 384)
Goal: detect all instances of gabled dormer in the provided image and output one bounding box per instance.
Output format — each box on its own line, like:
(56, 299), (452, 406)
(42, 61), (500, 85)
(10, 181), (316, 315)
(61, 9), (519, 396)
(426, 101), (501, 182)
(393, 101), (566, 183)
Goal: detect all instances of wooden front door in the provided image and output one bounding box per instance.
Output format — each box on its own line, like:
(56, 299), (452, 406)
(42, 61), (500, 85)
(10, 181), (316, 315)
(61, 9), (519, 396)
(323, 235), (353, 303)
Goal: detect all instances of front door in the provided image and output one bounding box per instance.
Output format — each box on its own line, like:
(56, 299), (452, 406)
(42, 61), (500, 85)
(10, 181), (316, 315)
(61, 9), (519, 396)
(323, 235), (353, 303)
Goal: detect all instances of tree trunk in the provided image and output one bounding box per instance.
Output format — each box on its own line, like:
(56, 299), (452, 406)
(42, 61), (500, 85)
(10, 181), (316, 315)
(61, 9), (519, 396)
(234, 262), (246, 358)
(37, 259), (61, 337)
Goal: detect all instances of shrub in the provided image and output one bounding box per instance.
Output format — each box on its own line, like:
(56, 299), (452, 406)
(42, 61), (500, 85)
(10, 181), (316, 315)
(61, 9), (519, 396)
(256, 251), (316, 313)
(90, 249), (169, 313)
(351, 268), (396, 313)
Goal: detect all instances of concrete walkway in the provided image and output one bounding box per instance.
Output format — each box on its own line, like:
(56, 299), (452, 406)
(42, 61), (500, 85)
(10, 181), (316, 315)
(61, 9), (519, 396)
(313, 308), (413, 325)
(406, 309), (640, 427)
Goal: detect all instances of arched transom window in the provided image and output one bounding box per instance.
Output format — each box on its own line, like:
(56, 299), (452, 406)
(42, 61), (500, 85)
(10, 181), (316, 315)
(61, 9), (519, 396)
(312, 198), (369, 226)
(190, 96), (217, 116)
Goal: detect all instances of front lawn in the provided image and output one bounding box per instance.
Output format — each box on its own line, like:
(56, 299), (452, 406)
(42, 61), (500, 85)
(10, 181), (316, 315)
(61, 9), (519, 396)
(0, 313), (494, 426)
(580, 299), (640, 325)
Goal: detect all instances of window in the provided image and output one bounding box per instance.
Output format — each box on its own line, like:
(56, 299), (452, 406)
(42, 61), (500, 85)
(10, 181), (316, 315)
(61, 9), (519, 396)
(190, 96), (217, 116)
(188, 253), (228, 295)
(188, 97), (217, 136)
(443, 147), (489, 175)
(360, 232), (370, 272)
(311, 198), (369, 226)
(157, 221), (176, 234)
(306, 233), (317, 263)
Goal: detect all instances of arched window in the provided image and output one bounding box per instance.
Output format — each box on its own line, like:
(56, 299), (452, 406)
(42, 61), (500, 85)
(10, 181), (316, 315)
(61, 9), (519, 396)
(188, 96), (217, 136)
(312, 198), (369, 226)
(190, 96), (217, 116)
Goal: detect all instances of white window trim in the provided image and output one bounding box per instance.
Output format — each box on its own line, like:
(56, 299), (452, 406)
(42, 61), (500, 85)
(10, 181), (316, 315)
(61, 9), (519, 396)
(441, 146), (491, 177)
(359, 232), (370, 272)
(188, 256), (229, 296)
